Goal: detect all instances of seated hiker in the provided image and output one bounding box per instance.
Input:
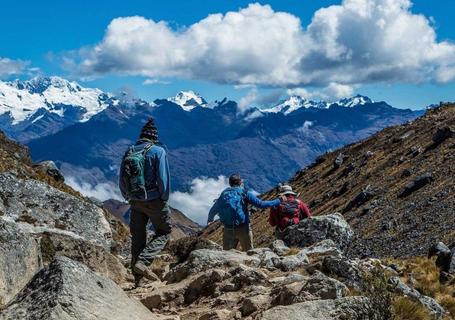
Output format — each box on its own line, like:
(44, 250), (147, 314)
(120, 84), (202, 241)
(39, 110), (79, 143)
(207, 173), (285, 251)
(269, 185), (312, 239)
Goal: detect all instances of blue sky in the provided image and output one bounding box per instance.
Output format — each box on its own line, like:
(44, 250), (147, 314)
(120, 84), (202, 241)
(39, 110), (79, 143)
(1, 0), (455, 109)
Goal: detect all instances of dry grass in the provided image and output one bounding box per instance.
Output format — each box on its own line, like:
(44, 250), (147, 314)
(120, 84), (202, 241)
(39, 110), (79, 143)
(283, 247), (301, 256)
(390, 256), (455, 319)
(392, 296), (433, 320)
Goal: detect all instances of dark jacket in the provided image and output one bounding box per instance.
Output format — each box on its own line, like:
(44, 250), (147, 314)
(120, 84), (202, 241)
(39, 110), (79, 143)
(207, 187), (280, 226)
(119, 139), (170, 201)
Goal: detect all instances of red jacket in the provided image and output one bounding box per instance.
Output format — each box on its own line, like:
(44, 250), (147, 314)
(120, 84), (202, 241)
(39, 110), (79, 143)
(269, 195), (312, 231)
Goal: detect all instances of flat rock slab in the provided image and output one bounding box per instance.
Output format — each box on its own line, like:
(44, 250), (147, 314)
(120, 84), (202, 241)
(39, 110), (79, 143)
(0, 173), (112, 249)
(0, 219), (41, 307)
(262, 297), (373, 320)
(0, 256), (154, 320)
(166, 249), (261, 283)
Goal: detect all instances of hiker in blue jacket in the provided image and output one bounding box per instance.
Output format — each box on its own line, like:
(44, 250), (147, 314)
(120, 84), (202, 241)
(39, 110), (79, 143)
(119, 118), (171, 284)
(207, 174), (285, 251)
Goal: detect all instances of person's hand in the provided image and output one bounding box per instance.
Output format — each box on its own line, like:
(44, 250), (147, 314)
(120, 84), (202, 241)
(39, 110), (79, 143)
(279, 195), (287, 203)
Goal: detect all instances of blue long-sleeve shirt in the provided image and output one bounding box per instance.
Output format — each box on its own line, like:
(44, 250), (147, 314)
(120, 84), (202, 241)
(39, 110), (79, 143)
(207, 187), (280, 225)
(119, 139), (171, 202)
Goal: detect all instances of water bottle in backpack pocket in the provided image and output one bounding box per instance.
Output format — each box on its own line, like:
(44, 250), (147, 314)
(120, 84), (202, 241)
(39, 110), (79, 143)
(217, 187), (246, 227)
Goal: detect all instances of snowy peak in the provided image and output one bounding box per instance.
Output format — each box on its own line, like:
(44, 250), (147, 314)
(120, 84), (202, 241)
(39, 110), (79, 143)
(168, 91), (207, 111)
(264, 96), (329, 115)
(12, 76), (82, 94)
(0, 76), (108, 124)
(335, 95), (373, 108)
(263, 94), (374, 115)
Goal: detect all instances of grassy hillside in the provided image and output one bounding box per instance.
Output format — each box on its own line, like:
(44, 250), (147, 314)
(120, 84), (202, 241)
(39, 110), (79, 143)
(204, 104), (455, 258)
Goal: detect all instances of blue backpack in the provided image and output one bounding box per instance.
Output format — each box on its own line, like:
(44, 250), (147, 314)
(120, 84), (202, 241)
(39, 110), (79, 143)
(217, 187), (247, 227)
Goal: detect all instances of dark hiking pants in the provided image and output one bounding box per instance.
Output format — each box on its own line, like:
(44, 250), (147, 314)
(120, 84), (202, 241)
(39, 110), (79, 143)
(130, 199), (172, 267)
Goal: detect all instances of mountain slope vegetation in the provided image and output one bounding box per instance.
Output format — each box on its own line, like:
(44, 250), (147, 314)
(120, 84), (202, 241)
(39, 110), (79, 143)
(205, 104), (455, 258)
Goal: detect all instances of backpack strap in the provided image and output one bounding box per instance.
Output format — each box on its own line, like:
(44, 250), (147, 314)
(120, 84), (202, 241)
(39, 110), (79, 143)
(140, 143), (156, 192)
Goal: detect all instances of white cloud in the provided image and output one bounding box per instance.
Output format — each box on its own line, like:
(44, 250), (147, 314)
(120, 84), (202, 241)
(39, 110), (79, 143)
(143, 78), (170, 85)
(298, 120), (314, 134)
(170, 175), (229, 225)
(72, 1), (455, 89)
(238, 88), (258, 113)
(0, 57), (29, 78)
(287, 83), (356, 101)
(65, 176), (123, 202)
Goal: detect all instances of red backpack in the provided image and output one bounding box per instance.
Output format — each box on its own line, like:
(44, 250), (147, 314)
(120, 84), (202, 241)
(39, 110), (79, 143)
(277, 199), (301, 229)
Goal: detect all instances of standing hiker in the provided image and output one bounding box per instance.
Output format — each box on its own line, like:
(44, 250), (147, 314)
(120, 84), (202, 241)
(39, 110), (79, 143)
(119, 118), (171, 283)
(207, 174), (285, 251)
(269, 184), (312, 239)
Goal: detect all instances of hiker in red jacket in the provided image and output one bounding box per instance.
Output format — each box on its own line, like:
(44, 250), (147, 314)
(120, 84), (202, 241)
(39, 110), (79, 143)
(269, 185), (312, 238)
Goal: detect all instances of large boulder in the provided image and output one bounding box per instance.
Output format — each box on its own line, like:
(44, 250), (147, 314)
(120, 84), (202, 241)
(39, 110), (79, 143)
(322, 256), (364, 290)
(428, 241), (455, 282)
(281, 213), (354, 250)
(301, 239), (343, 261)
(0, 219), (41, 307)
(0, 256), (154, 320)
(272, 271), (348, 306)
(39, 231), (129, 285)
(32, 160), (65, 183)
(165, 249), (261, 283)
(262, 296), (378, 320)
(0, 173), (113, 249)
(398, 172), (433, 198)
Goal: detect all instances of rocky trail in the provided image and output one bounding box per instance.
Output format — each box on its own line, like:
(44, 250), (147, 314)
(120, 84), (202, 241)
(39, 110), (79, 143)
(0, 105), (455, 319)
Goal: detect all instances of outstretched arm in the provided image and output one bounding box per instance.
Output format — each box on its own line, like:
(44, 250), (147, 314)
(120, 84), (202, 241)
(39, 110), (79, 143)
(245, 191), (281, 209)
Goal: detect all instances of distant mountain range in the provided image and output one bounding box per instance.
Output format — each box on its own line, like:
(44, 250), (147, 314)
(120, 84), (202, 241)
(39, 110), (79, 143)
(0, 77), (423, 194)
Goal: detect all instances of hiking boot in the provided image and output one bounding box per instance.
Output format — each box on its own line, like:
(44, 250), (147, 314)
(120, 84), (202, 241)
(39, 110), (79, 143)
(132, 261), (160, 282)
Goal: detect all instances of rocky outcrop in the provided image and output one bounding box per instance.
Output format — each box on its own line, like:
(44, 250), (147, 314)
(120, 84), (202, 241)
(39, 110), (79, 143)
(0, 219), (41, 307)
(428, 241), (455, 282)
(0, 256), (154, 320)
(165, 249), (261, 283)
(262, 297), (378, 320)
(398, 172), (433, 198)
(39, 231), (129, 285)
(281, 213), (354, 250)
(0, 173), (112, 249)
(32, 160), (65, 183)
(389, 276), (445, 319)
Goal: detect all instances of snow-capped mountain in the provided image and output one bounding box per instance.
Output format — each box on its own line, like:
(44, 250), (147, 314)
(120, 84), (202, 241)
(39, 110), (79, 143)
(263, 94), (374, 115)
(167, 90), (207, 111)
(335, 95), (373, 108)
(0, 76), (109, 124)
(0, 76), (422, 193)
(263, 96), (329, 115)
(0, 77), (112, 141)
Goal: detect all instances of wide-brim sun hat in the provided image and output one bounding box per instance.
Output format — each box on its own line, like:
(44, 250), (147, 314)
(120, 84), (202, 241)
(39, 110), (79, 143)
(279, 184), (297, 196)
